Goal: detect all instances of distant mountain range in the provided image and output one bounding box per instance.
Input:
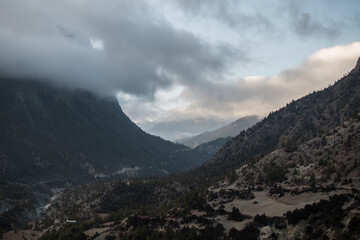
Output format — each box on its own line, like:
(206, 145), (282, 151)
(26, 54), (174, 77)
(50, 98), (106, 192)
(141, 118), (230, 141)
(178, 115), (259, 148)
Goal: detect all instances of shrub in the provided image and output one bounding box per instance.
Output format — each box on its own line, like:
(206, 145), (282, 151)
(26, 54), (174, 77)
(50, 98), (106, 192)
(227, 207), (246, 222)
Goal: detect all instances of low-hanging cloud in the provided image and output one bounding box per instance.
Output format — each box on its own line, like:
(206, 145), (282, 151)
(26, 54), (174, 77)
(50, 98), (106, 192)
(0, 0), (246, 98)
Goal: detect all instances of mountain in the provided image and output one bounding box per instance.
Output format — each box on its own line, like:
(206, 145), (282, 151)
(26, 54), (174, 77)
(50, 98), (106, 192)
(0, 77), (214, 183)
(190, 137), (232, 158)
(197, 57), (360, 178)
(231, 114), (360, 187)
(37, 112), (360, 240)
(142, 118), (230, 141)
(178, 115), (259, 148)
(3, 58), (360, 239)
(0, 77), (223, 232)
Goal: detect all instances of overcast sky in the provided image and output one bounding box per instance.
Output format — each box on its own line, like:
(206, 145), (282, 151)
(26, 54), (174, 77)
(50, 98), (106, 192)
(1, 0), (360, 125)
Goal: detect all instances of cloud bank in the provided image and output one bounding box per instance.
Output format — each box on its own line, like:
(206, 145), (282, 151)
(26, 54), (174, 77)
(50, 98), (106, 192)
(125, 42), (360, 123)
(0, 0), (359, 125)
(0, 0), (245, 98)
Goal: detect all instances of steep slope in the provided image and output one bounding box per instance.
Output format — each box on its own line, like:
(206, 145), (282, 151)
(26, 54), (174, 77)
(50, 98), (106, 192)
(0, 77), (207, 183)
(200, 58), (360, 177)
(178, 115), (259, 148)
(190, 113), (360, 240)
(231, 115), (360, 187)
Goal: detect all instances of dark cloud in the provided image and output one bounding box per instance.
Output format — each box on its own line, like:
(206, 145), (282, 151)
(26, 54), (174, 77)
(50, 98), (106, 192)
(0, 0), (245, 98)
(57, 25), (92, 48)
(294, 12), (341, 39)
(173, 0), (273, 33)
(283, 0), (341, 39)
(173, 0), (349, 41)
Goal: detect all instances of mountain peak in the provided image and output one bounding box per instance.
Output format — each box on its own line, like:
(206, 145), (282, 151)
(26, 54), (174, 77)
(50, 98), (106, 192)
(354, 56), (360, 73)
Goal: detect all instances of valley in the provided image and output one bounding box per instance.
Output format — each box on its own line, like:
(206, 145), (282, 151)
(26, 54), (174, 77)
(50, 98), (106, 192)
(1, 58), (359, 239)
(1, 1), (360, 239)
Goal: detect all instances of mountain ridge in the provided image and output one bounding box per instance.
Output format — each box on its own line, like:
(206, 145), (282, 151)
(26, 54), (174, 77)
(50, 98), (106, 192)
(144, 118), (230, 141)
(196, 58), (360, 178)
(0, 77), (211, 183)
(178, 115), (259, 148)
